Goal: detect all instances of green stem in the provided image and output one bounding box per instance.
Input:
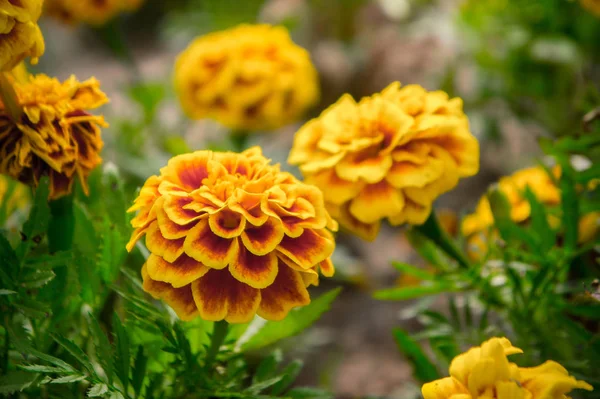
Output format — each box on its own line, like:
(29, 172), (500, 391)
(230, 131), (249, 152)
(414, 211), (471, 269)
(204, 320), (228, 370)
(48, 195), (75, 252)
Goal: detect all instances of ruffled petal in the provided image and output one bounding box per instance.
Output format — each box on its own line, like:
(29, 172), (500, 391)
(184, 219), (240, 269)
(257, 263), (310, 320)
(208, 209), (246, 238)
(277, 228), (334, 270)
(145, 222), (186, 263)
(230, 247), (278, 289)
(146, 253), (209, 288)
(349, 181), (405, 224)
(141, 265), (199, 321)
(241, 217), (285, 255)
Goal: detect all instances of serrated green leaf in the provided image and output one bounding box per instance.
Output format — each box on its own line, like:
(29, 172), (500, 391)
(393, 328), (439, 383)
(374, 283), (459, 301)
(52, 333), (95, 376)
(9, 325), (75, 372)
(246, 376), (284, 394)
(0, 371), (37, 394)
(88, 383), (110, 397)
(24, 251), (73, 270)
(391, 261), (435, 281)
(0, 289), (16, 295)
(0, 232), (18, 285)
(271, 360), (303, 395)
(252, 350), (283, 385)
(88, 313), (114, 384)
(242, 288), (341, 351)
(113, 313), (130, 393)
(19, 364), (66, 373)
(50, 373), (87, 384)
(523, 186), (555, 252)
(287, 387), (334, 399)
(21, 270), (56, 288)
(132, 346), (148, 398)
(14, 297), (51, 319)
(16, 176), (50, 260)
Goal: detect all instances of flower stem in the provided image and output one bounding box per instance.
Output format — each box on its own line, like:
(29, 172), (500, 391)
(48, 194), (75, 252)
(0, 72), (23, 122)
(415, 211), (471, 269)
(230, 131), (249, 152)
(204, 320), (228, 370)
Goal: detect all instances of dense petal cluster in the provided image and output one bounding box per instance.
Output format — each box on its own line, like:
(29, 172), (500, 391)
(422, 337), (592, 399)
(461, 166), (599, 259)
(174, 24), (319, 131)
(581, 0), (600, 16)
(288, 82), (479, 241)
(0, 74), (108, 199)
(126, 147), (337, 323)
(0, 0), (45, 71)
(44, 0), (144, 26)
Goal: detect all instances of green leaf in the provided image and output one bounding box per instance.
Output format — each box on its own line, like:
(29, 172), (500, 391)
(391, 261), (435, 281)
(393, 328), (439, 383)
(246, 376), (284, 394)
(20, 270), (56, 288)
(252, 350), (283, 385)
(0, 289), (16, 295)
(523, 186), (555, 252)
(374, 283), (459, 301)
(16, 176), (50, 261)
(127, 82), (165, 123)
(48, 194), (75, 252)
(287, 387), (334, 399)
(14, 297), (51, 319)
(241, 288), (341, 351)
(52, 334), (95, 376)
(271, 360), (303, 395)
(88, 313), (114, 384)
(19, 364), (67, 373)
(487, 189), (538, 250)
(88, 383), (110, 397)
(0, 232), (18, 285)
(113, 313), (131, 393)
(557, 160), (579, 252)
(0, 371), (37, 394)
(9, 325), (75, 372)
(24, 251), (73, 270)
(50, 374), (87, 384)
(131, 346), (148, 398)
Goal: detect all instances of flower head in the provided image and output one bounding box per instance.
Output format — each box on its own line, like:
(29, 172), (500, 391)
(44, 0), (144, 26)
(126, 147), (337, 323)
(174, 24), (319, 131)
(422, 337), (592, 399)
(0, 0), (45, 71)
(288, 82), (479, 241)
(0, 74), (108, 199)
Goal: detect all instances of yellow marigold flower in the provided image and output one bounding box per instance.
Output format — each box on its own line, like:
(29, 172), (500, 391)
(0, 74), (108, 199)
(581, 0), (600, 17)
(174, 24), (319, 131)
(44, 0), (144, 26)
(8, 62), (29, 83)
(0, 174), (29, 219)
(422, 337), (592, 399)
(126, 147), (338, 323)
(578, 212), (599, 244)
(0, 0), (45, 71)
(288, 82), (479, 241)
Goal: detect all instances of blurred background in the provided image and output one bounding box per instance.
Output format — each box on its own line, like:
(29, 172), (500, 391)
(34, 0), (600, 397)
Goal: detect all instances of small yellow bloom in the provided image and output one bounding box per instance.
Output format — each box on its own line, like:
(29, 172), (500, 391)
(0, 174), (29, 219)
(0, 74), (108, 199)
(580, 0), (600, 17)
(422, 337), (592, 399)
(0, 0), (45, 71)
(289, 82), (479, 241)
(127, 147), (337, 323)
(578, 212), (599, 244)
(44, 0), (144, 26)
(174, 24), (319, 131)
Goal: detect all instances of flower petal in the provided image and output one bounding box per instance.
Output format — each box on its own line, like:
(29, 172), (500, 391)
(277, 228), (334, 270)
(349, 181), (405, 224)
(208, 209), (246, 238)
(385, 157), (444, 189)
(305, 169), (364, 206)
(184, 219), (239, 269)
(145, 222), (186, 263)
(230, 247), (278, 289)
(156, 200), (198, 239)
(329, 203), (380, 242)
(257, 263), (310, 320)
(318, 258), (335, 277)
(191, 269), (261, 323)
(241, 217), (285, 255)
(164, 195), (204, 225)
(146, 253), (209, 288)
(141, 265), (199, 321)
(335, 151), (393, 184)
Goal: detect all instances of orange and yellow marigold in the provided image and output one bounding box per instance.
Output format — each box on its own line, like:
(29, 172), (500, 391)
(422, 337), (592, 399)
(174, 24), (319, 131)
(44, 0), (145, 26)
(126, 147), (338, 323)
(288, 82), (479, 241)
(0, 74), (108, 199)
(0, 0), (45, 71)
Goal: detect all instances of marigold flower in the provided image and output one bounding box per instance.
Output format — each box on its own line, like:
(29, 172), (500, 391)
(422, 337), (592, 399)
(0, 74), (108, 199)
(174, 24), (319, 131)
(580, 0), (600, 17)
(126, 147), (337, 323)
(288, 82), (479, 241)
(0, 0), (45, 71)
(461, 166), (598, 259)
(44, 0), (145, 26)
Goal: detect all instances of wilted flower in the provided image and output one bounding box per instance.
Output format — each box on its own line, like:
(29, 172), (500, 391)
(422, 337), (592, 399)
(288, 82), (479, 241)
(580, 0), (600, 17)
(0, 0), (45, 71)
(44, 0), (145, 26)
(174, 24), (319, 131)
(0, 74), (108, 199)
(126, 147), (337, 323)
(461, 166), (598, 259)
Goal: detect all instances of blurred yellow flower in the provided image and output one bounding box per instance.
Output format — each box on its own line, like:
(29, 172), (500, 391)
(0, 174), (29, 219)
(462, 166), (598, 259)
(44, 0), (144, 26)
(289, 82), (479, 241)
(8, 62), (29, 83)
(174, 24), (319, 131)
(0, 0), (45, 71)
(0, 74), (108, 199)
(580, 0), (600, 17)
(422, 337), (592, 399)
(126, 147), (337, 323)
